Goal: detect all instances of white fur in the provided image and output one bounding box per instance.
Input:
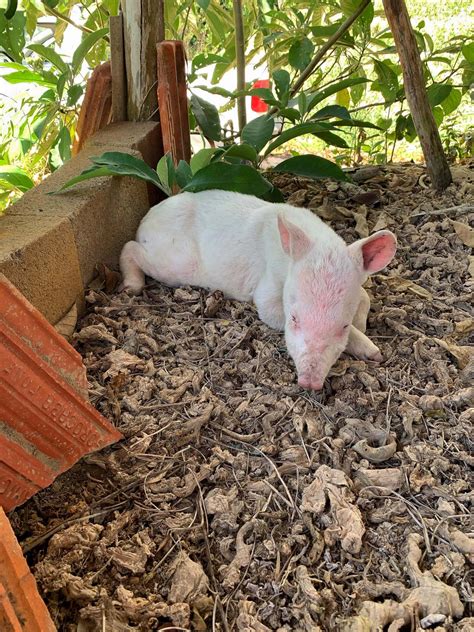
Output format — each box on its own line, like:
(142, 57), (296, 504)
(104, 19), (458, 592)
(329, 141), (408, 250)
(120, 190), (396, 390)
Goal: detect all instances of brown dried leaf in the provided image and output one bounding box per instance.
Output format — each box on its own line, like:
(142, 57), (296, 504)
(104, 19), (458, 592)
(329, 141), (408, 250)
(103, 349), (145, 379)
(301, 465), (365, 554)
(168, 551), (209, 604)
(451, 220), (474, 248)
(383, 276), (432, 300)
(353, 208), (369, 238)
(433, 337), (474, 369)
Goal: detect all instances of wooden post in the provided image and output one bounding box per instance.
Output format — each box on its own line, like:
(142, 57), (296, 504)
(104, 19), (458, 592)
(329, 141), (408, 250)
(121, 0), (165, 121)
(156, 41), (191, 166)
(382, 0), (452, 191)
(109, 15), (127, 122)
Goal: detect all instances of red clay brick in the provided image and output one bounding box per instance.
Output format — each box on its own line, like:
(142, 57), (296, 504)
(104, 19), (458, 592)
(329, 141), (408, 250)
(73, 61), (113, 155)
(0, 277), (123, 511)
(0, 581), (23, 632)
(156, 41), (191, 167)
(0, 275), (88, 398)
(0, 507), (56, 631)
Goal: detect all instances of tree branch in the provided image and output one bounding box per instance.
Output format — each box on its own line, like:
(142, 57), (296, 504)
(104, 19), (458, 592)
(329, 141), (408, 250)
(290, 0), (371, 98)
(44, 6), (95, 35)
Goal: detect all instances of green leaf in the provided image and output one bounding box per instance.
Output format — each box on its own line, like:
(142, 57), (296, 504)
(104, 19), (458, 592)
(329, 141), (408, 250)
(190, 148), (220, 174)
(196, 0), (211, 10)
(57, 126), (71, 163)
(261, 186), (285, 203)
(350, 75), (366, 105)
(427, 83), (452, 108)
(193, 84), (234, 98)
(241, 115), (275, 153)
(56, 152), (168, 194)
(441, 88), (462, 116)
(313, 105), (351, 120)
(192, 53), (229, 70)
(263, 122), (328, 156)
(0, 68), (56, 86)
(0, 165), (34, 192)
(432, 106), (444, 127)
(91, 151), (166, 186)
(313, 131), (348, 148)
(310, 24), (341, 38)
(56, 72), (67, 99)
(175, 160), (193, 189)
(272, 155), (348, 182)
(0, 10), (25, 63)
(190, 94), (221, 141)
(288, 37), (314, 71)
(279, 107), (301, 123)
(67, 84), (83, 106)
(250, 87), (279, 105)
(4, 0), (18, 20)
(53, 165), (115, 193)
(273, 69), (291, 103)
(183, 162), (272, 198)
(373, 59), (399, 100)
(156, 153), (175, 194)
(330, 119), (382, 130)
(222, 143), (258, 163)
(306, 77), (368, 112)
(462, 42), (474, 63)
(27, 44), (68, 74)
(72, 27), (108, 73)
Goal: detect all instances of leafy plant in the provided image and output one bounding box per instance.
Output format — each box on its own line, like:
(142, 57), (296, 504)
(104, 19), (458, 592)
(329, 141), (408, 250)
(56, 134), (349, 201)
(1, 0), (473, 212)
(0, 0), (114, 208)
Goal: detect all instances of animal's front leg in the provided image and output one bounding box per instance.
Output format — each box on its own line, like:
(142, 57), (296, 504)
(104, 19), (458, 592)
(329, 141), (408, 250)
(352, 287), (371, 333)
(346, 325), (382, 362)
(254, 279), (285, 330)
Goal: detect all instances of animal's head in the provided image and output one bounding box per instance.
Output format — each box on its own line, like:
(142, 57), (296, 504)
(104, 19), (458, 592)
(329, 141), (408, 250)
(278, 214), (396, 390)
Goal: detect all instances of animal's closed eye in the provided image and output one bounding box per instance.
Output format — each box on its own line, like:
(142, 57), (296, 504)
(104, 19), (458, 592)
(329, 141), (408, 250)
(343, 324), (350, 330)
(291, 314), (299, 327)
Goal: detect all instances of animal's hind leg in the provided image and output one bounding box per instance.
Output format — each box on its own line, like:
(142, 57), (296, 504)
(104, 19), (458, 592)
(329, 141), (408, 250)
(119, 241), (146, 294)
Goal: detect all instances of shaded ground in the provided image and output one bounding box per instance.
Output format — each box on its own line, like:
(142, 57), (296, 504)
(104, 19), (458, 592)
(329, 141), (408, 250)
(11, 162), (474, 631)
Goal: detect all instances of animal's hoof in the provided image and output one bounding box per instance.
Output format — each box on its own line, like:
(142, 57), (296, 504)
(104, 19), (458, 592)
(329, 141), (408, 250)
(369, 350), (383, 362)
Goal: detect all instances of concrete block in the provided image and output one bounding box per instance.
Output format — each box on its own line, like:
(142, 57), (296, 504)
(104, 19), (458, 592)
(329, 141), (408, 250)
(0, 215), (84, 325)
(0, 121), (163, 323)
(6, 151), (149, 288)
(0, 506), (57, 631)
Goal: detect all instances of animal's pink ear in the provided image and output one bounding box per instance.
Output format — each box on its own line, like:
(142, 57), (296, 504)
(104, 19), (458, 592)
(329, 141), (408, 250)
(278, 215), (313, 261)
(349, 230), (397, 273)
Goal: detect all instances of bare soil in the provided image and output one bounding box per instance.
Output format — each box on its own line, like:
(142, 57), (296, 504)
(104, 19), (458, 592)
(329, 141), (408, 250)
(10, 162), (474, 632)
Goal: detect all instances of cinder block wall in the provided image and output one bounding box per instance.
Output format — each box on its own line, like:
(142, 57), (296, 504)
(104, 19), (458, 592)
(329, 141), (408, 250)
(0, 122), (163, 325)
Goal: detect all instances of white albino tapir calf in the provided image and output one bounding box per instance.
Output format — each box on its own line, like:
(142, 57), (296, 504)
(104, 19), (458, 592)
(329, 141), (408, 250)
(120, 190), (397, 390)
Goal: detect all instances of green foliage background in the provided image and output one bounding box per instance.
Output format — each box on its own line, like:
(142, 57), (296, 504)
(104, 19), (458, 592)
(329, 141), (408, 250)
(0, 0), (473, 210)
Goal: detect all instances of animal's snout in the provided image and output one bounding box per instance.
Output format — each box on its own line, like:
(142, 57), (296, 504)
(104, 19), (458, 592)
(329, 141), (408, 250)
(298, 376), (324, 391)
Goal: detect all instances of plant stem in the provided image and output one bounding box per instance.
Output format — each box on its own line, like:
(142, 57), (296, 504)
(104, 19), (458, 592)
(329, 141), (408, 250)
(233, 0), (247, 132)
(291, 0), (371, 97)
(44, 6), (94, 35)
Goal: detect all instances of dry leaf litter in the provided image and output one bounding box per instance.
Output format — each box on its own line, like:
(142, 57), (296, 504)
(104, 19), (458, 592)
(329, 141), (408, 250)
(10, 162), (474, 631)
